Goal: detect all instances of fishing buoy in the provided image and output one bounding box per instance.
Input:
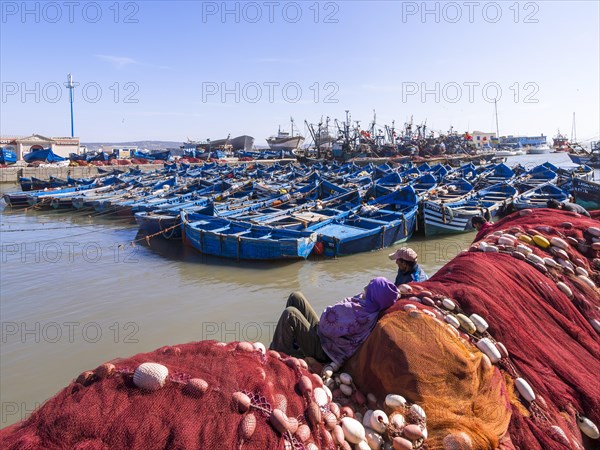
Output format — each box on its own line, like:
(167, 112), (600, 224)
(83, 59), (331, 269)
(369, 410), (389, 434)
(577, 415), (600, 439)
(365, 428), (384, 450)
(519, 234), (533, 243)
(385, 394), (407, 409)
(340, 372), (353, 385)
(469, 314), (489, 333)
(410, 404), (426, 420)
(550, 237), (569, 249)
(588, 226), (600, 238)
(575, 267), (588, 278)
(516, 243), (533, 255)
(526, 253), (545, 265)
(445, 314), (461, 329)
(341, 417), (366, 444)
(578, 275), (596, 289)
(442, 298), (456, 311)
(133, 362), (169, 391)
(514, 378), (535, 402)
(456, 314), (477, 334)
(476, 338), (501, 363)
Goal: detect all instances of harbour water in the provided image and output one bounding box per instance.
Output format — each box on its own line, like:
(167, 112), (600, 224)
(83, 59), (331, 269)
(0, 152), (593, 427)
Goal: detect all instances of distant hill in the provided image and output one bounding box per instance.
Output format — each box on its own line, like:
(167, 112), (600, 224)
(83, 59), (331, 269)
(82, 141), (182, 151)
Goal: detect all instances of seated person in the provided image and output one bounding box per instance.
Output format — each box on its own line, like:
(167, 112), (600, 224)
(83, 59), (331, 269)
(269, 277), (399, 368)
(388, 247), (429, 286)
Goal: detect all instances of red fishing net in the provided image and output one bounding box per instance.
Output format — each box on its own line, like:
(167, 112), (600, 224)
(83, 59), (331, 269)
(1, 209), (598, 450)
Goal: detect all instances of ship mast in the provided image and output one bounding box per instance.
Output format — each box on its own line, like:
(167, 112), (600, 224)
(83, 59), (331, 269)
(494, 98), (500, 147)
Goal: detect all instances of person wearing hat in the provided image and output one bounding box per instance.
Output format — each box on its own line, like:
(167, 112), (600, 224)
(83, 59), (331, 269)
(388, 247), (429, 286)
(269, 277), (400, 368)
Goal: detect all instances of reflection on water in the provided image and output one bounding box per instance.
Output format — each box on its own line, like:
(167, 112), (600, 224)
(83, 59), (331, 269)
(0, 152), (594, 427)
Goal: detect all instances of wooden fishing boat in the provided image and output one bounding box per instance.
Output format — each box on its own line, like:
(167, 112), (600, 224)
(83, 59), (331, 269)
(512, 183), (569, 210)
(180, 212), (317, 260)
(423, 183), (518, 236)
(572, 177), (600, 210)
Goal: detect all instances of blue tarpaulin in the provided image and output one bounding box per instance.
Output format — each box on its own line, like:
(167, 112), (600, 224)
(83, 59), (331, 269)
(23, 148), (66, 163)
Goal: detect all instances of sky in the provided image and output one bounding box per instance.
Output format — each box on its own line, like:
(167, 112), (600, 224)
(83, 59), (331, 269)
(1, 0), (599, 146)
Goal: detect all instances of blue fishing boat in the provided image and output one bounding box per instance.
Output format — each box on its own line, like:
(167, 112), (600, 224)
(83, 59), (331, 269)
(422, 183), (518, 236)
(512, 183), (569, 210)
(0, 147), (17, 165)
(180, 212), (318, 260)
(572, 177), (600, 210)
(305, 186), (419, 257)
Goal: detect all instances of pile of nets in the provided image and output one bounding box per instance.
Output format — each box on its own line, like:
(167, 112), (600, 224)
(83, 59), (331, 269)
(1, 209), (598, 450)
(348, 209), (600, 449)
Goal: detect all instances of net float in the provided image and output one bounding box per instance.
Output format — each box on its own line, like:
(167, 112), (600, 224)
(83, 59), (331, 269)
(403, 304), (417, 311)
(419, 290), (433, 298)
(590, 319), (600, 333)
(314, 387), (328, 406)
(298, 376), (313, 395)
(421, 297), (435, 307)
(295, 424), (311, 443)
(356, 440), (371, 450)
(423, 309), (436, 318)
(298, 359), (308, 370)
(483, 245), (499, 252)
(341, 417), (366, 444)
(514, 378), (535, 402)
(323, 385), (333, 402)
(548, 425), (570, 446)
(403, 424), (423, 440)
(133, 362), (168, 391)
(492, 230), (503, 236)
(236, 341), (254, 352)
(519, 234), (533, 243)
(495, 342), (509, 358)
(516, 243), (533, 255)
(578, 275), (596, 289)
(593, 243), (600, 251)
(550, 247), (569, 260)
(442, 298), (456, 310)
(267, 350), (281, 360)
(270, 409), (293, 434)
(513, 251), (526, 261)
(445, 314), (461, 329)
(479, 242), (489, 251)
(526, 253), (545, 265)
(95, 363), (115, 379)
(446, 324), (460, 337)
(367, 393), (378, 409)
(577, 415), (600, 439)
(329, 402), (341, 418)
(407, 296), (421, 303)
(410, 404), (426, 420)
(184, 378), (208, 398)
(566, 236), (580, 246)
(389, 412), (405, 429)
(498, 235), (516, 246)
(239, 413), (256, 441)
(354, 390), (367, 406)
(369, 410), (389, 434)
(398, 284), (412, 294)
(331, 424), (345, 444)
(310, 373), (323, 388)
(340, 384), (353, 396)
(469, 314), (489, 333)
(534, 262), (548, 274)
(306, 402), (321, 427)
(576, 267), (589, 277)
(476, 338), (501, 363)
(363, 410), (374, 428)
(251, 342), (265, 354)
(550, 237), (569, 249)
(392, 436), (413, 450)
(588, 226), (600, 238)
(323, 411), (337, 430)
(563, 266), (575, 276)
(559, 222), (573, 229)
(456, 314), (477, 334)
(322, 365), (334, 379)
(543, 258), (560, 269)
(232, 392), (251, 413)
(366, 428), (384, 450)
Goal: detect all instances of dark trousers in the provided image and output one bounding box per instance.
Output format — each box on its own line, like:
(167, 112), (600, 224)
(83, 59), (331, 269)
(269, 292), (330, 363)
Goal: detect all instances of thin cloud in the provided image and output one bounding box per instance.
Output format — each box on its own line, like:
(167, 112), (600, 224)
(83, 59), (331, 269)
(96, 55), (171, 70)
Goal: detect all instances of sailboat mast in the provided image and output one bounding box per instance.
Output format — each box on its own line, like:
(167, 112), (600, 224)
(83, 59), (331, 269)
(494, 99), (500, 147)
(571, 112), (576, 143)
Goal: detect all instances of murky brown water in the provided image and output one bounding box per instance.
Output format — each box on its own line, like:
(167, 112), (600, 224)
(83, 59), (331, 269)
(0, 152), (590, 427)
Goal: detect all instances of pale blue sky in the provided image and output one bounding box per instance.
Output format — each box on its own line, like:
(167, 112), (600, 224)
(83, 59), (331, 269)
(1, 1), (599, 145)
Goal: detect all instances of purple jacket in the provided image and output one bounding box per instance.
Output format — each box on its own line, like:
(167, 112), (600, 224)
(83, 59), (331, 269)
(318, 277), (399, 366)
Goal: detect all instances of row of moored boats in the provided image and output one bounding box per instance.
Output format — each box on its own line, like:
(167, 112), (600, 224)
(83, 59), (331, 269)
(2, 160), (594, 260)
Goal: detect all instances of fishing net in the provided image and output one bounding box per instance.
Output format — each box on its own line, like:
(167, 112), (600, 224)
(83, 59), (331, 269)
(347, 209), (600, 449)
(1, 209), (598, 450)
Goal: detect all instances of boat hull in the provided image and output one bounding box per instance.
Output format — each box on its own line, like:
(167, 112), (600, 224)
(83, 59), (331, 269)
(572, 178), (600, 210)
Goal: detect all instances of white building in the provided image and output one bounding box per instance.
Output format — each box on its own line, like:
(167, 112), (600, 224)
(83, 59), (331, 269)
(470, 131), (496, 148)
(0, 134), (80, 160)
(100, 145), (138, 159)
